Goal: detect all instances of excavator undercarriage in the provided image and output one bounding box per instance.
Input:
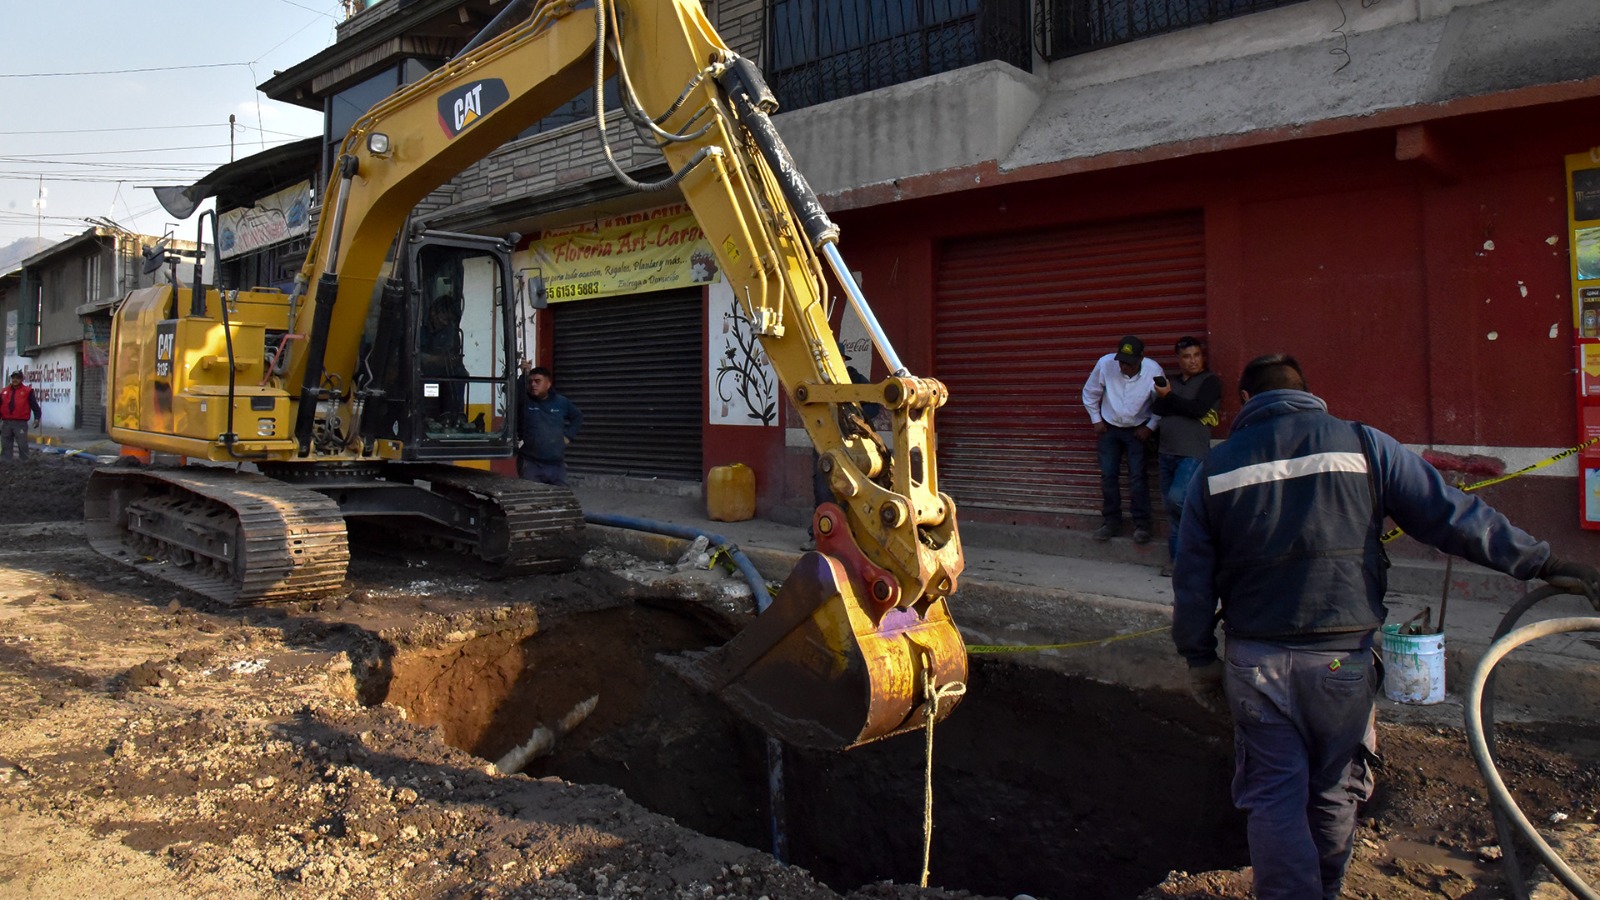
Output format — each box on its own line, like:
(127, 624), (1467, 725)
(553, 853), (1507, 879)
(84, 464), (584, 607)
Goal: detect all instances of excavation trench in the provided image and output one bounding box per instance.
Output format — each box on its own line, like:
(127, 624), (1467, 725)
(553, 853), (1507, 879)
(374, 603), (1249, 898)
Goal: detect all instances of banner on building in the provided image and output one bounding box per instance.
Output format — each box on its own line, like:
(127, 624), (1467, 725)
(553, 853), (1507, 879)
(513, 202), (720, 302)
(218, 180), (312, 259)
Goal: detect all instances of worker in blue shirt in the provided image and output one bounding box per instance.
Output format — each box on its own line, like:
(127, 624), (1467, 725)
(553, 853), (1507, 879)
(1172, 352), (1600, 900)
(517, 365), (583, 486)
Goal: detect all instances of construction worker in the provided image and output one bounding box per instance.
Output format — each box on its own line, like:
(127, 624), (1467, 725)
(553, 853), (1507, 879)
(1171, 352), (1600, 900)
(0, 371), (42, 460)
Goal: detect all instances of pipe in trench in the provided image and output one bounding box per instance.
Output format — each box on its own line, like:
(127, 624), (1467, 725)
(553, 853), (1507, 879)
(582, 511), (788, 862)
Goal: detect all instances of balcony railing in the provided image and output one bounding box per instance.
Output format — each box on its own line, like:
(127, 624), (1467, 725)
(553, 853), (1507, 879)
(767, 0), (1032, 112)
(1036, 0), (1312, 60)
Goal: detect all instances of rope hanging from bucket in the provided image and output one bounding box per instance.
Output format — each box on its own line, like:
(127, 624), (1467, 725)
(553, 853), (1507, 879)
(918, 647), (966, 888)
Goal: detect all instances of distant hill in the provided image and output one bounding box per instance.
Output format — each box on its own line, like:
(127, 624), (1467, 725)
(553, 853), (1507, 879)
(0, 237), (56, 273)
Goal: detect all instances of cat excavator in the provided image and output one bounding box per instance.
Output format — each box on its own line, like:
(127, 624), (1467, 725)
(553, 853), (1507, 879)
(85, 0), (965, 750)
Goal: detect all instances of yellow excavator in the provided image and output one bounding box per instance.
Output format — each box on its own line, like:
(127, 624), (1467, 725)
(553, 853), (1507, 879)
(85, 0), (964, 750)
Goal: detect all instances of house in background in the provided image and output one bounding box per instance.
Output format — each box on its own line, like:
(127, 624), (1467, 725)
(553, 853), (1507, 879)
(3, 226), (206, 432)
(248, 0), (1600, 557)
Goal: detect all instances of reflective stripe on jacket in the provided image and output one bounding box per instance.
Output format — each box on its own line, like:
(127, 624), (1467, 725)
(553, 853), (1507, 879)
(1171, 389), (1550, 666)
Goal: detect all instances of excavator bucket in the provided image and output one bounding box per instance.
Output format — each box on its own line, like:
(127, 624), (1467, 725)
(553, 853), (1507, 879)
(675, 548), (967, 751)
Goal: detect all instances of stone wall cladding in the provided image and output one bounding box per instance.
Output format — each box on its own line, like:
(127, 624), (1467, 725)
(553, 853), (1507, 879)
(426, 0), (772, 225)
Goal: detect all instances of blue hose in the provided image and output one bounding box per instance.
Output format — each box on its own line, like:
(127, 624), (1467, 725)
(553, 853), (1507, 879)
(583, 512), (773, 612)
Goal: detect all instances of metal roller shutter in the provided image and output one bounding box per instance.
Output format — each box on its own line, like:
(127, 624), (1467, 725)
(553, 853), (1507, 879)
(552, 289), (703, 479)
(935, 213), (1206, 514)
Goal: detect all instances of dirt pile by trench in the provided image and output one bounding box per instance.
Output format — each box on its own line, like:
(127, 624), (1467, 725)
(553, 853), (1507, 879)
(0, 454), (1596, 898)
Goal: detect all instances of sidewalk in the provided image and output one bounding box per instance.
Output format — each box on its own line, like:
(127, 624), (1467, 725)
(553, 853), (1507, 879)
(32, 429), (1600, 720)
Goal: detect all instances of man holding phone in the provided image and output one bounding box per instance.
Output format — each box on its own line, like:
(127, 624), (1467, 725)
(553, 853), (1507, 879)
(1152, 336), (1222, 571)
(1082, 335), (1164, 543)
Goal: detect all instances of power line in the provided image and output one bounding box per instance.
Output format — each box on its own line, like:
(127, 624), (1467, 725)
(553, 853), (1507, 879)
(1, 143), (241, 159)
(271, 0), (341, 20)
(0, 63), (251, 78)
(0, 140), (308, 160)
(0, 123), (310, 138)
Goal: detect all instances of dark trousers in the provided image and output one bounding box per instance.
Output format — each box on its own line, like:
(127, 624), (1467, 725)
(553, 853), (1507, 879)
(1223, 637), (1379, 900)
(1158, 453), (1200, 559)
(518, 456), (567, 486)
(0, 420), (29, 459)
(1097, 425), (1150, 527)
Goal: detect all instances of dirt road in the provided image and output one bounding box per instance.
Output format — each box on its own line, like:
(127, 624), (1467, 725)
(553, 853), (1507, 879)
(0, 453), (1596, 899)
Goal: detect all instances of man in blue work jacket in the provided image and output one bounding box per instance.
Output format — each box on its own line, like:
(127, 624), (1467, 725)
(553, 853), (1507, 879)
(518, 366), (583, 486)
(1171, 352), (1600, 900)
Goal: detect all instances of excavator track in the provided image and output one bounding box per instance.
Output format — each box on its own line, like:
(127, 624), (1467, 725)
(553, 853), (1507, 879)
(84, 466), (350, 607)
(383, 464), (585, 576)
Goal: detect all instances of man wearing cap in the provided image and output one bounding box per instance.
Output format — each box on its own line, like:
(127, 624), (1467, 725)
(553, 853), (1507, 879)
(0, 371), (42, 460)
(1081, 335), (1163, 543)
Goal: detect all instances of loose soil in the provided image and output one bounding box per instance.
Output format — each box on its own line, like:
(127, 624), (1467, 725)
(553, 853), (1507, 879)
(0, 452), (1596, 899)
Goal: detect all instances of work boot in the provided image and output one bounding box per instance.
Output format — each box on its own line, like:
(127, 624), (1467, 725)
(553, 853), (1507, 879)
(1132, 525), (1152, 545)
(1091, 522), (1119, 542)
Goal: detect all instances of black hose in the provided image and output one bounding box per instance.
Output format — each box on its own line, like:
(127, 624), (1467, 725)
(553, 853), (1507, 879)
(1464, 605), (1600, 900)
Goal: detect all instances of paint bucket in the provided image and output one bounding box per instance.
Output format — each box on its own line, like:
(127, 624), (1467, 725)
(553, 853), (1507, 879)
(1381, 624), (1446, 704)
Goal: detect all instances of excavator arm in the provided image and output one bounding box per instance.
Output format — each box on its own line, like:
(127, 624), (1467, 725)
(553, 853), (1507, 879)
(288, 0), (967, 748)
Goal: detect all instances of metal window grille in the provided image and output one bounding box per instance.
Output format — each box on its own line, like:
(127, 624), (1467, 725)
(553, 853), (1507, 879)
(1036, 0), (1311, 60)
(767, 0), (1032, 112)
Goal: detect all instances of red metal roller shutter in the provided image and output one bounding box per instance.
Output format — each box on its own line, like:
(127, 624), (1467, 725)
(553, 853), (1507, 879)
(935, 212), (1206, 514)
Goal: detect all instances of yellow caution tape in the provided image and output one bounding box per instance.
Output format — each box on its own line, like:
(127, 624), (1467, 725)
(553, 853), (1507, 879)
(967, 624), (1171, 654)
(1380, 436), (1600, 543)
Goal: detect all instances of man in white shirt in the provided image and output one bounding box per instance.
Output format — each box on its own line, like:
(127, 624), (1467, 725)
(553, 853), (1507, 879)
(1081, 335), (1163, 543)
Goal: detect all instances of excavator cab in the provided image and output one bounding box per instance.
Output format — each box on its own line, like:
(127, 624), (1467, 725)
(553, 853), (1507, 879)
(358, 231), (523, 461)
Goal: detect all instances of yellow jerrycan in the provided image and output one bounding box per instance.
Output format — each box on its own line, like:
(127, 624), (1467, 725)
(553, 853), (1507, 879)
(707, 463), (757, 522)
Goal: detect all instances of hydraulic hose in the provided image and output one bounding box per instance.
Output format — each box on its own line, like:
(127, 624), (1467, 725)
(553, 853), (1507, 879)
(579, 510), (788, 863)
(1464, 607), (1600, 900)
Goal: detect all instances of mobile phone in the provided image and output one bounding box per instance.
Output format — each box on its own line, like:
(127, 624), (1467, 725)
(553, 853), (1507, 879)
(1153, 376), (1169, 387)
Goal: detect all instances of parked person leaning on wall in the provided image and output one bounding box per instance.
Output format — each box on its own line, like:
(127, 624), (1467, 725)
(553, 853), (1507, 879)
(1082, 335), (1163, 544)
(1151, 336), (1221, 574)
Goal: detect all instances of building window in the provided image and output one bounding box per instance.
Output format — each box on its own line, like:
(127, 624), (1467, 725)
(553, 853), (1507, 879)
(1037, 0), (1312, 59)
(85, 252), (101, 306)
(767, 0), (1032, 112)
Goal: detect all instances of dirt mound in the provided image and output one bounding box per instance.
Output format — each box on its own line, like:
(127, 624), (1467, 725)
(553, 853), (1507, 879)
(0, 453), (94, 523)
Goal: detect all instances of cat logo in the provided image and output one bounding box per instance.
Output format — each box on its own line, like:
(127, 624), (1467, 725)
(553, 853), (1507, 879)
(437, 79), (510, 138)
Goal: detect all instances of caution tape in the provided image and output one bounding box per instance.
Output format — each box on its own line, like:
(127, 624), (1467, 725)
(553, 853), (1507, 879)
(967, 624), (1171, 654)
(1380, 436), (1600, 543)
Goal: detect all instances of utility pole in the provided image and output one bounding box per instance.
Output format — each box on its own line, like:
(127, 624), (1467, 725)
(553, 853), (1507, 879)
(32, 177), (46, 240)
(229, 114), (236, 163)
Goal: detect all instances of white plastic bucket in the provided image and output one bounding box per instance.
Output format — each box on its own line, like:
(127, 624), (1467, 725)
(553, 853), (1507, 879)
(1381, 624), (1446, 704)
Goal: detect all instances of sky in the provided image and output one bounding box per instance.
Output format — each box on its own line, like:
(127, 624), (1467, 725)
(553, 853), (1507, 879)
(0, 0), (344, 249)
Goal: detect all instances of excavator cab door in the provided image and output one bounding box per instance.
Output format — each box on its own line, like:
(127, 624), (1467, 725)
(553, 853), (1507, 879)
(361, 232), (521, 461)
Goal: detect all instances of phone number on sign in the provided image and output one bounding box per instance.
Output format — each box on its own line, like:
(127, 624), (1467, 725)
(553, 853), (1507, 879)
(548, 281), (602, 299)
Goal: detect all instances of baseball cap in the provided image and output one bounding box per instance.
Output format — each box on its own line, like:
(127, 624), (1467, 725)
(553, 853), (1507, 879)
(1113, 336), (1145, 365)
